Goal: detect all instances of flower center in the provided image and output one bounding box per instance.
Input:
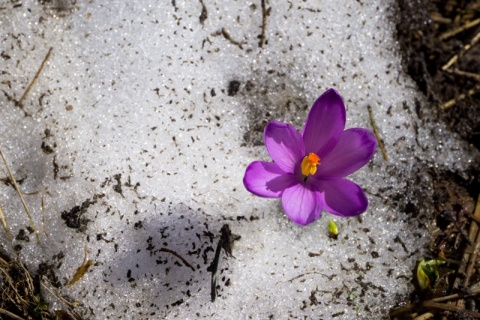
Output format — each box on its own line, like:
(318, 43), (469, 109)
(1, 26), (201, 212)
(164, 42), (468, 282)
(301, 152), (320, 177)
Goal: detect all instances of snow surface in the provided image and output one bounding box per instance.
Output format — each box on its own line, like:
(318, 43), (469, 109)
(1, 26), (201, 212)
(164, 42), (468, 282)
(0, 0), (477, 319)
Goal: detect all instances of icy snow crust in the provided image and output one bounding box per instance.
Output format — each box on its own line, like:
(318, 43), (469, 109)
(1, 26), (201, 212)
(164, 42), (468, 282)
(0, 1), (476, 319)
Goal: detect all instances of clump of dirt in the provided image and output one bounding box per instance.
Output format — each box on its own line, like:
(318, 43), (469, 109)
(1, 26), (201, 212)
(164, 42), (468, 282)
(61, 194), (104, 231)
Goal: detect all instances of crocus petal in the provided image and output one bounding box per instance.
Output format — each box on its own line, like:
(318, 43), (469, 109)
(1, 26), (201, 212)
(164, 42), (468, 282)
(316, 128), (377, 178)
(264, 120), (304, 173)
(302, 88), (346, 156)
(316, 178), (368, 217)
(243, 161), (297, 198)
(281, 183), (322, 225)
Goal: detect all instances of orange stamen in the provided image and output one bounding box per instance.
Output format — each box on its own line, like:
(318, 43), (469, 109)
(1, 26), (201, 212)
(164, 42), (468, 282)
(301, 152), (320, 177)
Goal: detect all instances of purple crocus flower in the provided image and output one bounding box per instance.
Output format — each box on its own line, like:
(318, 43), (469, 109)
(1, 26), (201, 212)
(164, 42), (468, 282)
(243, 88), (377, 226)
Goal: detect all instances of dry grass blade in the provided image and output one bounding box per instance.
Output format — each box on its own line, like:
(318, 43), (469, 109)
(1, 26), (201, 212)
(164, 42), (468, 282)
(423, 301), (480, 317)
(450, 195), (480, 309)
(413, 312), (434, 320)
(471, 211), (480, 225)
(430, 290), (480, 303)
(0, 308), (26, 320)
(0, 149), (39, 242)
(259, 0), (268, 48)
(41, 278), (84, 319)
(464, 196), (480, 286)
(367, 105), (388, 161)
(447, 68), (480, 81)
(41, 195), (48, 237)
(390, 289), (480, 317)
(16, 47), (53, 108)
(441, 84), (480, 110)
(439, 18), (480, 41)
(442, 31), (480, 71)
(0, 204), (13, 241)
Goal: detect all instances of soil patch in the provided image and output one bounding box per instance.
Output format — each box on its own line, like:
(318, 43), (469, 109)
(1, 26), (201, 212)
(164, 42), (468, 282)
(392, 1), (480, 318)
(396, 0), (480, 149)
